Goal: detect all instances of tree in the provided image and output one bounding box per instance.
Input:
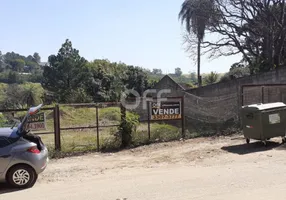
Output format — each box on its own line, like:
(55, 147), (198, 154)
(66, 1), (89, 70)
(190, 72), (197, 83)
(7, 71), (20, 84)
(33, 52), (41, 64)
(123, 66), (150, 96)
(25, 61), (40, 72)
(190, 0), (286, 74)
(42, 39), (89, 103)
(85, 64), (114, 102)
(220, 61), (250, 82)
(21, 83), (44, 107)
(152, 68), (162, 75)
(0, 51), (4, 72)
(179, 0), (219, 87)
(3, 84), (25, 109)
(175, 67), (183, 76)
(203, 71), (219, 85)
(11, 59), (25, 72)
(27, 55), (34, 61)
(1, 52), (40, 73)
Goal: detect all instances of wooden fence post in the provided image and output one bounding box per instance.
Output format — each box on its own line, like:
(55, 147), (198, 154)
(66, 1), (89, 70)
(120, 103), (127, 147)
(147, 101), (151, 140)
(96, 106), (100, 152)
(54, 104), (61, 151)
(261, 86), (265, 103)
(181, 96), (185, 139)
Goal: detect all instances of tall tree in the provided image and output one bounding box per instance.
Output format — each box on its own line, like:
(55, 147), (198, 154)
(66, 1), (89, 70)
(179, 0), (218, 87)
(0, 51), (4, 72)
(33, 52), (41, 64)
(188, 0), (286, 74)
(190, 72), (197, 83)
(123, 66), (149, 96)
(85, 63), (114, 102)
(42, 39), (88, 103)
(11, 59), (25, 72)
(175, 67), (183, 76)
(152, 68), (163, 75)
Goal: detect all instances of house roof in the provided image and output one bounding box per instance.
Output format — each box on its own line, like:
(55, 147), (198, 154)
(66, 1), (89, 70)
(154, 75), (192, 90)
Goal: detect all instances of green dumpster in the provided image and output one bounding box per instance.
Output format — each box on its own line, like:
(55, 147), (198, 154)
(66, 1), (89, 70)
(241, 102), (286, 146)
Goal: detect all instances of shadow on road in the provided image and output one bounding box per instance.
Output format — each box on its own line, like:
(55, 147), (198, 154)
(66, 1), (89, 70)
(221, 141), (281, 155)
(0, 183), (24, 194)
(274, 143), (286, 151)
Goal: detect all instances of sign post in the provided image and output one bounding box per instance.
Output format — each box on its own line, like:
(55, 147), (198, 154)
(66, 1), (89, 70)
(148, 97), (184, 139)
(27, 112), (47, 131)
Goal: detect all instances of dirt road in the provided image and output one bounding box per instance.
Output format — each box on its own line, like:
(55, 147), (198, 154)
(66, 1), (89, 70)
(1, 135), (286, 200)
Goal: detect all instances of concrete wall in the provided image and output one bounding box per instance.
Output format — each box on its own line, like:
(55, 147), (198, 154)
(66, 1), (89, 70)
(128, 68), (286, 131)
(186, 67), (286, 97)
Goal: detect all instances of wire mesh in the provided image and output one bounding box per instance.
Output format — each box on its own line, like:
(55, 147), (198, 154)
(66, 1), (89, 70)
(183, 92), (238, 124)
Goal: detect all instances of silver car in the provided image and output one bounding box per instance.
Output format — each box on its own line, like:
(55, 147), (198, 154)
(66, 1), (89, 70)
(0, 104), (48, 188)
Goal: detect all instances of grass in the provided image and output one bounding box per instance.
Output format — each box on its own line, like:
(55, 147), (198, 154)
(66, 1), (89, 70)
(41, 122), (183, 158)
(0, 105), (195, 158)
(132, 123), (182, 146)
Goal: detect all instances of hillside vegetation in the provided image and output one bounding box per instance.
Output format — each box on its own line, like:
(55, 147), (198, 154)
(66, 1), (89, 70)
(0, 39), (246, 111)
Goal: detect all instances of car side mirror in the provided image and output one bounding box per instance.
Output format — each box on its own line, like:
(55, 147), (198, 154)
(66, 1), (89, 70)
(28, 104), (43, 116)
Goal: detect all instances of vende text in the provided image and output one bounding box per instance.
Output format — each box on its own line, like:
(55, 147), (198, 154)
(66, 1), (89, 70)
(152, 108), (180, 115)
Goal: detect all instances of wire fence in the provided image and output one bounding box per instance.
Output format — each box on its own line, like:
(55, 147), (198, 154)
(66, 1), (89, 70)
(183, 92), (239, 124)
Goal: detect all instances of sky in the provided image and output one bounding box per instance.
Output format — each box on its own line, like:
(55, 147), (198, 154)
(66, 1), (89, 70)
(0, 0), (242, 74)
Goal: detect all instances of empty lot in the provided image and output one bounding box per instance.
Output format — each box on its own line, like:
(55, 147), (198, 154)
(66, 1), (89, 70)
(1, 134), (286, 200)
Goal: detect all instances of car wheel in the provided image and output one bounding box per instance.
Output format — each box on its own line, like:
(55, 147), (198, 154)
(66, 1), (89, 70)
(6, 164), (38, 188)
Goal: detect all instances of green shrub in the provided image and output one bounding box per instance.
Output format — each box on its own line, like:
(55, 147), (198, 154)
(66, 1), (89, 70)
(119, 111), (139, 147)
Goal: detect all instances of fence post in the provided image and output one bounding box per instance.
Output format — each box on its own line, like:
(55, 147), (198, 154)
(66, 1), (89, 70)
(120, 103), (127, 146)
(261, 86), (265, 103)
(120, 103), (126, 122)
(147, 101), (151, 140)
(96, 106), (100, 152)
(181, 96), (185, 139)
(54, 104), (61, 151)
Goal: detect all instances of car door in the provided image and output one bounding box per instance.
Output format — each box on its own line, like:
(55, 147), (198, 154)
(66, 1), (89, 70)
(0, 145), (13, 173)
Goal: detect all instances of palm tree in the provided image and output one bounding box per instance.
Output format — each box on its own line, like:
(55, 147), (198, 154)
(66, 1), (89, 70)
(178, 0), (217, 87)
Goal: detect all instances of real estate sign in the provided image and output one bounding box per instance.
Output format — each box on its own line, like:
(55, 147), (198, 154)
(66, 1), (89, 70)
(27, 112), (47, 131)
(150, 101), (182, 120)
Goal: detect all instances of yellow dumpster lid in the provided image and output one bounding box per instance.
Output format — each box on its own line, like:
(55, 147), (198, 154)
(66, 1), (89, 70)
(242, 102), (286, 110)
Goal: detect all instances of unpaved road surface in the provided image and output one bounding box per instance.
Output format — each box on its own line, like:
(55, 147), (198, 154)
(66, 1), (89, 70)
(1, 135), (286, 200)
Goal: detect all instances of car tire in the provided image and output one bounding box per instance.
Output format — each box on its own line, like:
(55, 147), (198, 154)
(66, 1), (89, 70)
(6, 164), (38, 189)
